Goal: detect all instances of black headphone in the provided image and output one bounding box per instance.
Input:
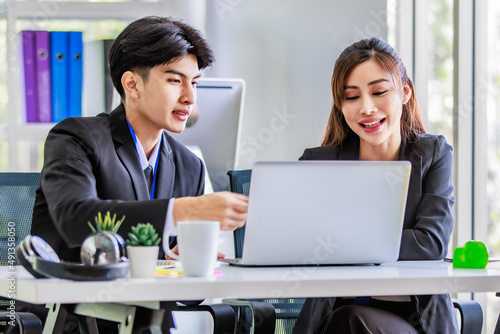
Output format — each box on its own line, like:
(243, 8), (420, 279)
(16, 232), (130, 281)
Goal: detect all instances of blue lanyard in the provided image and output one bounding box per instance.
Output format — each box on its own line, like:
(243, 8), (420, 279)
(127, 121), (161, 199)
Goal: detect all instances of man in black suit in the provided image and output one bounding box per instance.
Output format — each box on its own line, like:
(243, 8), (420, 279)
(26, 16), (248, 333)
(32, 16), (248, 261)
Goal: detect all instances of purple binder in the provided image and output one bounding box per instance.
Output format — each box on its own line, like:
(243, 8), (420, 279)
(21, 30), (38, 123)
(35, 31), (52, 123)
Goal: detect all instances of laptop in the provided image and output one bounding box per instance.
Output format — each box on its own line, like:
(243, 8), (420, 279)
(220, 160), (411, 266)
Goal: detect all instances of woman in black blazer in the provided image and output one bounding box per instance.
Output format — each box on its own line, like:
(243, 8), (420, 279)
(293, 38), (458, 333)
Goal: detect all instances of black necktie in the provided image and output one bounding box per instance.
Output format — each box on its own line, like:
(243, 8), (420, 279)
(144, 165), (153, 191)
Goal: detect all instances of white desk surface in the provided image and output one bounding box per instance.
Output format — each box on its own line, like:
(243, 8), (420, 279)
(3, 261), (500, 305)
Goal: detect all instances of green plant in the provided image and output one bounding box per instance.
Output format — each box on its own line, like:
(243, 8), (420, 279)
(88, 211), (125, 233)
(126, 223), (161, 246)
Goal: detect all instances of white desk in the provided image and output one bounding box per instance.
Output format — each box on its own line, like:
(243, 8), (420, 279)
(3, 261), (500, 333)
(3, 261), (500, 304)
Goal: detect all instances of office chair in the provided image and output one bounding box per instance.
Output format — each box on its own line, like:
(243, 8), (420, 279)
(0, 172), (40, 266)
(0, 172), (43, 334)
(225, 170), (304, 334)
(226, 169), (484, 334)
(492, 292), (500, 334)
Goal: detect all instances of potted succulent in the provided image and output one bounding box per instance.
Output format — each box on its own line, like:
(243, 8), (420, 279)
(87, 211), (126, 234)
(80, 212), (127, 265)
(126, 223), (161, 278)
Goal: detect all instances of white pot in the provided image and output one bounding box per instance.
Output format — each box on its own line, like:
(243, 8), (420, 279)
(126, 245), (159, 278)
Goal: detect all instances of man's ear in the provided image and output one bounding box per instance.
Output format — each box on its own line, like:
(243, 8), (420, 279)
(121, 71), (141, 99)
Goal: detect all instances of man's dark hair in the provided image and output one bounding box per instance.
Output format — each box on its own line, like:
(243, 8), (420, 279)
(109, 16), (215, 99)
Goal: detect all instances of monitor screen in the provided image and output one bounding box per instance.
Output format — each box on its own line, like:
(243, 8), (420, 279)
(170, 78), (245, 191)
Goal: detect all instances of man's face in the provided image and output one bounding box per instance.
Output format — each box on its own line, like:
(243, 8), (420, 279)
(134, 54), (201, 133)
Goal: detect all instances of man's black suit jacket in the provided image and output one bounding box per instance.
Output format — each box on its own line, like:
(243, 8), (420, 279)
(31, 104), (205, 262)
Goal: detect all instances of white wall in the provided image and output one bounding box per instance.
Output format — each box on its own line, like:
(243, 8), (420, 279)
(204, 0), (388, 169)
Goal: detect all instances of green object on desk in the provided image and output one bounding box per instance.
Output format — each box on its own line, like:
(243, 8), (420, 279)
(453, 241), (489, 269)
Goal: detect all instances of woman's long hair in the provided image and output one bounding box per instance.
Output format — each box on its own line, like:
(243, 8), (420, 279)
(321, 38), (425, 147)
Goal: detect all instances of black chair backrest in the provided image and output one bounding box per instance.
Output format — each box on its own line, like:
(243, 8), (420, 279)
(227, 169), (251, 259)
(228, 169), (305, 333)
(0, 172), (40, 266)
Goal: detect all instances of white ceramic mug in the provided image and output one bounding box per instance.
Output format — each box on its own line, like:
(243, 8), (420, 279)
(164, 221), (220, 277)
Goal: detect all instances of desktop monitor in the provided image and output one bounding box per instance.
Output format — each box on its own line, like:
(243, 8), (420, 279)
(170, 78), (245, 192)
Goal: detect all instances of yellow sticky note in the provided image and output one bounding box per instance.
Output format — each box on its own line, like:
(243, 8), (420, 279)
(155, 268), (184, 276)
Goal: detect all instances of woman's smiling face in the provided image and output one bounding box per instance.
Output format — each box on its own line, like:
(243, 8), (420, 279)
(341, 59), (411, 152)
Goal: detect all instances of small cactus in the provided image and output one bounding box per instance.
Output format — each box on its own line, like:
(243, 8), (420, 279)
(88, 212), (125, 233)
(126, 223), (161, 246)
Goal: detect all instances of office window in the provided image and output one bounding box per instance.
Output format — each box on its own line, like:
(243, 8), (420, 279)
(425, 0), (453, 142)
(485, 0), (500, 260)
(483, 1), (500, 332)
(411, 0), (454, 254)
(386, 0), (396, 46)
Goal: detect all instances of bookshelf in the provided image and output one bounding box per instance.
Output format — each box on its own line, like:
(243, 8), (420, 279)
(4, 0), (202, 171)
